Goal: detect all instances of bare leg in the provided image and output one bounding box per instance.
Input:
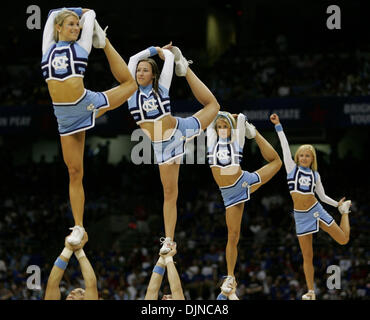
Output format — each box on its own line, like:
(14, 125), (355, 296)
(250, 130), (282, 193)
(158, 163), (181, 239)
(103, 38), (132, 84)
(319, 215), (350, 245)
(97, 38), (137, 117)
(225, 203), (244, 276)
(185, 68), (220, 129)
(60, 131), (85, 227)
(298, 234), (315, 291)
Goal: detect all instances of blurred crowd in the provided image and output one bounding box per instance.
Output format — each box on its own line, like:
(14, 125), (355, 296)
(2, 39), (370, 107)
(206, 47), (370, 101)
(0, 140), (369, 300)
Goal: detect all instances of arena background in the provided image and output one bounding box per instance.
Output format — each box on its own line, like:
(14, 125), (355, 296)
(0, 0), (369, 304)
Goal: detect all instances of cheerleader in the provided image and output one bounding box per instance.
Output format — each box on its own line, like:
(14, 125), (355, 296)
(41, 7), (137, 245)
(270, 113), (351, 300)
(207, 111), (282, 297)
(127, 43), (219, 254)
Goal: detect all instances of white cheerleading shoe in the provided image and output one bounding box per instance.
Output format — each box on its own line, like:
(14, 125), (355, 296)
(159, 237), (174, 255)
(228, 291), (239, 300)
(220, 275), (237, 294)
(170, 46), (192, 77)
(93, 19), (108, 49)
(245, 120), (256, 139)
(338, 200), (351, 214)
(66, 226), (85, 246)
(302, 290), (316, 300)
(217, 287), (239, 300)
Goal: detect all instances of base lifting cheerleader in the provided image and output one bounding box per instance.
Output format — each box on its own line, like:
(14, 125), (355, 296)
(145, 242), (185, 300)
(44, 232), (98, 300)
(41, 7), (137, 245)
(270, 113), (351, 300)
(207, 112), (282, 299)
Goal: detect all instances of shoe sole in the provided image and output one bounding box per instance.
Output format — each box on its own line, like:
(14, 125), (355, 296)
(93, 36), (106, 49)
(67, 236), (83, 245)
(220, 284), (235, 293)
(160, 248), (171, 254)
(67, 240), (82, 245)
(221, 288), (232, 294)
(93, 23), (107, 49)
(341, 201), (351, 213)
(170, 47), (182, 62)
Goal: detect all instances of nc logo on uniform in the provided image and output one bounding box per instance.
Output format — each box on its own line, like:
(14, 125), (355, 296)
(298, 176), (311, 187)
(52, 54), (69, 71)
(142, 98), (159, 112)
(216, 149), (230, 161)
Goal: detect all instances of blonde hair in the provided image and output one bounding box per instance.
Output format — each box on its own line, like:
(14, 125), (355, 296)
(294, 144), (318, 171)
(214, 111), (236, 131)
(54, 10), (79, 42)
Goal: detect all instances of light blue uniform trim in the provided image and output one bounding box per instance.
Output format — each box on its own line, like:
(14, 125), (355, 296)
(220, 171), (261, 209)
(153, 265), (165, 276)
(152, 116), (201, 164)
(275, 124), (283, 132)
(148, 46), (158, 56)
(217, 293), (228, 300)
(294, 201), (334, 236)
(48, 7), (83, 18)
(73, 7), (83, 16)
(54, 257), (68, 270)
(53, 89), (109, 136)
